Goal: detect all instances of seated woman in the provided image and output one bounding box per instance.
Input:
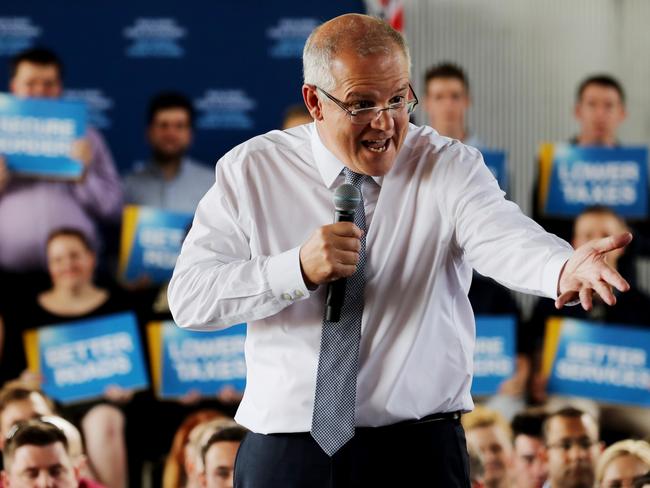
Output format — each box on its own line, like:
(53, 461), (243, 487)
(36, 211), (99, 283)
(0, 227), (137, 488)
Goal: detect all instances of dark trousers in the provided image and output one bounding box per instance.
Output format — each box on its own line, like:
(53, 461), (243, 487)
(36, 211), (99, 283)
(234, 415), (471, 487)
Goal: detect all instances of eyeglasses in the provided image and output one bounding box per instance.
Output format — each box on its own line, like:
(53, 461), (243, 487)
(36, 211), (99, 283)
(316, 84), (419, 125)
(546, 437), (599, 451)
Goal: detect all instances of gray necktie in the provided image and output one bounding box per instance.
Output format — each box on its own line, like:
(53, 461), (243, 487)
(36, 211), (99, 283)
(311, 168), (367, 456)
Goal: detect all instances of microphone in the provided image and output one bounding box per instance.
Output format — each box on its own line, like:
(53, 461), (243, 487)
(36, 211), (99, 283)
(325, 183), (361, 322)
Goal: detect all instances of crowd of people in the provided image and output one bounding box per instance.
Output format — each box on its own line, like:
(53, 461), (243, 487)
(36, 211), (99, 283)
(464, 405), (650, 487)
(423, 61), (650, 487)
(0, 29), (648, 488)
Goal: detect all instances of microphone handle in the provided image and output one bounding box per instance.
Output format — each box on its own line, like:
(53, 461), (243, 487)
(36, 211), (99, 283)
(325, 210), (355, 322)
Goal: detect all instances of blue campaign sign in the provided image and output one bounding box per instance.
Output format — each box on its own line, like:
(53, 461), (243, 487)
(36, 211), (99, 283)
(540, 144), (648, 219)
(0, 3), (364, 176)
(471, 315), (516, 396)
(24, 312), (149, 405)
(480, 149), (508, 193)
(119, 206), (193, 284)
(0, 94), (87, 178)
(544, 318), (650, 407)
(148, 321), (246, 399)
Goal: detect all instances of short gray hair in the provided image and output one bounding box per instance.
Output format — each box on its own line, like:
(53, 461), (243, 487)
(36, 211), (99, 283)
(303, 14), (411, 91)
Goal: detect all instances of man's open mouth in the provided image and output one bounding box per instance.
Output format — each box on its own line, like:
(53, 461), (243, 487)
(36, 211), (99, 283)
(362, 138), (390, 153)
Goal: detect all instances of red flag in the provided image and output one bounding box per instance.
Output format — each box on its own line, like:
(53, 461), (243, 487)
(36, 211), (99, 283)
(364, 0), (404, 31)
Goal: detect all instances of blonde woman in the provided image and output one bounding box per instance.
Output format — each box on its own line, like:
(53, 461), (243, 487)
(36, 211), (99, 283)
(596, 440), (650, 488)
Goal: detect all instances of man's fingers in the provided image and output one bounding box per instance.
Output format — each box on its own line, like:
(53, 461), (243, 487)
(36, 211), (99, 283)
(555, 291), (576, 309)
(335, 249), (360, 266)
(317, 257), (358, 282)
(593, 280), (616, 306)
(601, 266), (630, 293)
(592, 232), (633, 254)
(579, 287), (593, 311)
(332, 263), (358, 279)
(331, 233), (361, 252)
(330, 222), (363, 238)
(300, 223), (364, 286)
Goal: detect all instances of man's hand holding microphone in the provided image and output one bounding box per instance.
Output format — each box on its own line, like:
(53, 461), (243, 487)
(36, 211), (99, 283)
(299, 184), (364, 321)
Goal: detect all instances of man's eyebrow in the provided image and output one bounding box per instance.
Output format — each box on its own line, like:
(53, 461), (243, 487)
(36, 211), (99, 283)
(345, 84), (410, 101)
(345, 91), (375, 100)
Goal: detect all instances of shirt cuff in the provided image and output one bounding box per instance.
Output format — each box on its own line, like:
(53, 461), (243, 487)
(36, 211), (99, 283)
(267, 246), (311, 304)
(542, 250), (574, 300)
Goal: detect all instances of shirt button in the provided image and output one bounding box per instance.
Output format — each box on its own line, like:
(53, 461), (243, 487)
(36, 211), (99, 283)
(281, 293), (292, 301)
(294, 290), (304, 298)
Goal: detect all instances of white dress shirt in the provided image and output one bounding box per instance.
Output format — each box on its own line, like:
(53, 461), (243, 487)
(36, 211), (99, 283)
(168, 122), (573, 434)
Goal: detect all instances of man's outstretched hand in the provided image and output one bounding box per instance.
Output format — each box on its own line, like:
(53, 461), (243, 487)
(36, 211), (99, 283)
(556, 232), (633, 310)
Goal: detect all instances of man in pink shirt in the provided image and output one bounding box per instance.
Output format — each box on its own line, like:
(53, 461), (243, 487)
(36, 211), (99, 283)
(0, 48), (122, 273)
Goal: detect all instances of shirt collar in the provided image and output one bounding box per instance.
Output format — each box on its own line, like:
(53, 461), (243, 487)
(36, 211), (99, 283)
(309, 123), (383, 189)
(148, 157), (190, 178)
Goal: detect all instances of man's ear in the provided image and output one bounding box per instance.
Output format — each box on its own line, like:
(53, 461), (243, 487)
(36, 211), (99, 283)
(74, 454), (88, 473)
(302, 85), (323, 121)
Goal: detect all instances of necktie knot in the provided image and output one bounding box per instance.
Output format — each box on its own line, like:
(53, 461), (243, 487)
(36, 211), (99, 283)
(343, 167), (366, 190)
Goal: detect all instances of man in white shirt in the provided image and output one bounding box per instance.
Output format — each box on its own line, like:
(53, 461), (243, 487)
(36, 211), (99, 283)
(169, 14), (631, 487)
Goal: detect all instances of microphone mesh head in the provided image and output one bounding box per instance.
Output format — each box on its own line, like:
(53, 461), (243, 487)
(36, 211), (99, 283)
(333, 183), (361, 212)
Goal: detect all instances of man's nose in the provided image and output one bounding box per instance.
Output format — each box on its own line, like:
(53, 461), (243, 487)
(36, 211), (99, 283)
(30, 84), (48, 98)
(568, 443), (589, 461)
(595, 106), (610, 119)
(481, 448), (497, 463)
(532, 457), (547, 476)
(35, 472), (56, 488)
(370, 108), (394, 131)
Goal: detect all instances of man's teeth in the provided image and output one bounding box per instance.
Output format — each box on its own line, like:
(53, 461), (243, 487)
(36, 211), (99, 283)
(364, 139), (389, 152)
